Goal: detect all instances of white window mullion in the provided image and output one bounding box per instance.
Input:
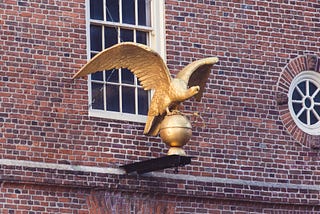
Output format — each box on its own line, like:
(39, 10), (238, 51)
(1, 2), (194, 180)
(101, 24), (107, 111)
(103, 0), (107, 22)
(90, 19), (153, 31)
(86, 0), (92, 111)
(146, 0), (151, 27)
(135, 0), (138, 26)
(118, 0), (123, 42)
(133, 26), (138, 115)
(116, 23), (122, 113)
(119, 0), (122, 24)
(103, 84), (107, 111)
(134, 79), (138, 115)
(119, 68), (123, 114)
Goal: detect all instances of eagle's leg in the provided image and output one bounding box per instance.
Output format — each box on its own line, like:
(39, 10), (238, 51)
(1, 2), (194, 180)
(166, 106), (181, 116)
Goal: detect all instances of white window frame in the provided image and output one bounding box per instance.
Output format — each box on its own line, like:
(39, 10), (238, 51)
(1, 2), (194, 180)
(288, 71), (320, 135)
(85, 0), (165, 123)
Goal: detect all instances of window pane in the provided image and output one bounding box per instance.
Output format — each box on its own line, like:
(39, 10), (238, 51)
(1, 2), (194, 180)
(90, 52), (96, 59)
(293, 102), (302, 115)
(121, 68), (134, 84)
(292, 88), (302, 101)
(122, 86), (135, 113)
(90, 25), (102, 51)
(120, 29), (133, 42)
(92, 71), (104, 81)
(310, 110), (317, 125)
(309, 81), (317, 96)
(106, 85), (120, 112)
(106, 0), (119, 22)
(298, 81), (306, 96)
(105, 27), (118, 48)
(315, 106), (320, 117)
(106, 69), (119, 83)
(122, 0), (135, 25)
(90, 0), (103, 20)
(138, 88), (148, 115)
(138, 0), (146, 26)
(136, 31), (147, 44)
(315, 92), (320, 102)
(298, 109), (307, 124)
(91, 83), (104, 110)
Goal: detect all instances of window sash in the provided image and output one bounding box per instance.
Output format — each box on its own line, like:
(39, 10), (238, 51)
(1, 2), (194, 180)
(87, 0), (162, 122)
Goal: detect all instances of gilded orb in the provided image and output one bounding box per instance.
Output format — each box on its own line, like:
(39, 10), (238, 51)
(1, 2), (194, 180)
(159, 114), (192, 156)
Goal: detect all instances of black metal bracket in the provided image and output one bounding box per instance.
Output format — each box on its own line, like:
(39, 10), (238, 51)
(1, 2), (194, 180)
(120, 155), (194, 174)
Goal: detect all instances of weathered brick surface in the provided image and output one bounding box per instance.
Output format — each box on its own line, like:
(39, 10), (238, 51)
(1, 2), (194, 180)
(87, 191), (320, 214)
(2, 183), (319, 214)
(1, 0), (320, 213)
(1, 183), (89, 214)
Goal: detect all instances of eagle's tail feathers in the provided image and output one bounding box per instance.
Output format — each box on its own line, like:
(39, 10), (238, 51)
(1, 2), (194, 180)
(143, 114), (164, 136)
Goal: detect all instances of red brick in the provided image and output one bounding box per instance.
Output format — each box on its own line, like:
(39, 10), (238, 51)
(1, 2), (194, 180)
(1, 0), (320, 213)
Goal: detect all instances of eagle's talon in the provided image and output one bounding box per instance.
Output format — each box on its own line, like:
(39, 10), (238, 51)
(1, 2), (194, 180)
(166, 108), (181, 116)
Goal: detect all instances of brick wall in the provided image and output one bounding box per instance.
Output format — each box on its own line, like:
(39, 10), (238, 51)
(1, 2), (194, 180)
(1, 183), (88, 213)
(1, 0), (320, 213)
(2, 184), (318, 214)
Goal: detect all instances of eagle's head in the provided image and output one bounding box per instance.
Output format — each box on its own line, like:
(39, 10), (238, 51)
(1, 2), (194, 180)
(188, 85), (200, 97)
(185, 86), (200, 100)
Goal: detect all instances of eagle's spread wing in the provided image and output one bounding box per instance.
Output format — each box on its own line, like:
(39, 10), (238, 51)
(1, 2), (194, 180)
(73, 42), (171, 91)
(73, 42), (172, 136)
(176, 57), (219, 101)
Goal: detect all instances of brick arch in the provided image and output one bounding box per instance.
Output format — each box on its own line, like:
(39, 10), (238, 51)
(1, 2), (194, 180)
(276, 55), (320, 147)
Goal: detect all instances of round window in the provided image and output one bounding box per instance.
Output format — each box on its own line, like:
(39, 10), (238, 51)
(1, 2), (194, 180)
(288, 71), (320, 135)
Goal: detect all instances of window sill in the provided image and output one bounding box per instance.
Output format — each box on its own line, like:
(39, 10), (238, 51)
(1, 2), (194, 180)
(89, 109), (147, 124)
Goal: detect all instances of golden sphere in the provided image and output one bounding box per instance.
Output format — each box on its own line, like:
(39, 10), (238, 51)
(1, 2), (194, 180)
(159, 114), (192, 148)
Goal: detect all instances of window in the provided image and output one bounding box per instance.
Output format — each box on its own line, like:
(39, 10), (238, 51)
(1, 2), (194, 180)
(288, 71), (320, 135)
(87, 0), (165, 122)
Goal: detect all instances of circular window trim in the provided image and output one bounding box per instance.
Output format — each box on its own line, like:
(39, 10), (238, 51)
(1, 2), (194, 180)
(288, 70), (320, 136)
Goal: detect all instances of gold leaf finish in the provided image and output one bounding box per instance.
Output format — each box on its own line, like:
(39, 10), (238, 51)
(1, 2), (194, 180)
(73, 42), (219, 136)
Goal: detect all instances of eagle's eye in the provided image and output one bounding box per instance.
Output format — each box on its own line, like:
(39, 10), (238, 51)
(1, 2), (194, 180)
(190, 86), (200, 93)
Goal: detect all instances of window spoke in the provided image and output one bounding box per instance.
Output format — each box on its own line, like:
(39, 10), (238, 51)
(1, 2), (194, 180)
(312, 108), (320, 121)
(296, 107), (306, 118)
(306, 80), (310, 96)
(295, 86), (305, 97)
(312, 88), (320, 98)
(307, 109), (311, 125)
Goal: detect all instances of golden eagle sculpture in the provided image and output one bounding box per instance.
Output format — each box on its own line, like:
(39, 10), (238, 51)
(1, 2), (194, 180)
(73, 42), (218, 136)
